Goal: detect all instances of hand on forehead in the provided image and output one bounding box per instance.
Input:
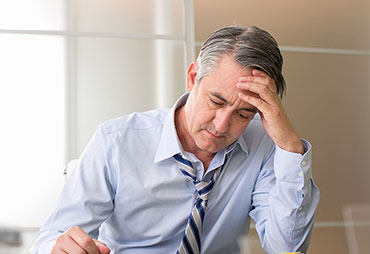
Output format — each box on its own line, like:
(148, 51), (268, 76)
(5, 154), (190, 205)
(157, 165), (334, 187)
(238, 68), (277, 96)
(237, 71), (260, 100)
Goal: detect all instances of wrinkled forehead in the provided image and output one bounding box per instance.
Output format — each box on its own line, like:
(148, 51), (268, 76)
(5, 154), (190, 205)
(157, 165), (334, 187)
(204, 81), (258, 113)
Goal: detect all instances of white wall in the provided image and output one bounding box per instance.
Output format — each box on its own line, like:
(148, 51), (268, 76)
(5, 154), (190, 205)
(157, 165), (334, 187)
(0, 0), (189, 228)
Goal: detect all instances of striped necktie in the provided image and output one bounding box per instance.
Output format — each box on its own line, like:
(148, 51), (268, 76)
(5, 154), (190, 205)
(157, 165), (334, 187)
(174, 154), (224, 254)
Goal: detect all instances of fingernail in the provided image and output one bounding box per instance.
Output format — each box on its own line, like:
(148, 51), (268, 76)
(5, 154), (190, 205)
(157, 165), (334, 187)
(238, 76), (247, 81)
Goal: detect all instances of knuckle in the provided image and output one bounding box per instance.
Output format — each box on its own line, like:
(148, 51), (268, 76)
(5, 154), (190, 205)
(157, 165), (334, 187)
(71, 226), (80, 232)
(261, 85), (268, 93)
(56, 232), (66, 242)
(66, 226), (77, 235)
(80, 236), (93, 248)
(257, 98), (263, 106)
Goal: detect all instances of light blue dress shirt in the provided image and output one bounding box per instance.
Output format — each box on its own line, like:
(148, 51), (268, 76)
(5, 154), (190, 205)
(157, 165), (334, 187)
(31, 94), (319, 254)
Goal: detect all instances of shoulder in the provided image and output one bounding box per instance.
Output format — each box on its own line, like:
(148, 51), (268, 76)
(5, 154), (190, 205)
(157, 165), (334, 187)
(99, 108), (170, 135)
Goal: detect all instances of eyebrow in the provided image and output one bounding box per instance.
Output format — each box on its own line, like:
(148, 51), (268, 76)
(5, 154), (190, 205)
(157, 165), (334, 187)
(210, 92), (257, 114)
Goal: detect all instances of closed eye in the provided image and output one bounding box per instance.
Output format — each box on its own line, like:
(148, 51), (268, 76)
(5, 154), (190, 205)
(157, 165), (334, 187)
(237, 113), (249, 120)
(210, 98), (223, 106)
(236, 110), (255, 121)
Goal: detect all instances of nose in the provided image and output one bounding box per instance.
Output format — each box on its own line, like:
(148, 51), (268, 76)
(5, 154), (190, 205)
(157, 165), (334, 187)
(213, 109), (231, 134)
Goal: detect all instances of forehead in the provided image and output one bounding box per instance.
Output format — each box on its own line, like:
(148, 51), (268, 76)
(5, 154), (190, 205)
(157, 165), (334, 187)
(200, 55), (257, 110)
(206, 85), (257, 113)
(208, 55), (252, 83)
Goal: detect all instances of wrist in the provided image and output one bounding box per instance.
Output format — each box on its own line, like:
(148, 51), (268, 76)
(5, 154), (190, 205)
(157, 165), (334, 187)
(276, 137), (304, 154)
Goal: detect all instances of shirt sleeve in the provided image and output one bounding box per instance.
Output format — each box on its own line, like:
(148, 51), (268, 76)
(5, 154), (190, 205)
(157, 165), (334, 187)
(30, 126), (116, 254)
(249, 139), (320, 253)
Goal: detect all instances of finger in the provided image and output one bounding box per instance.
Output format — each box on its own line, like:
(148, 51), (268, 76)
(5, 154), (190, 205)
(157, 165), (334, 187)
(51, 240), (69, 254)
(239, 75), (266, 85)
(93, 239), (111, 254)
(238, 92), (271, 114)
(68, 227), (100, 254)
(53, 233), (87, 254)
(239, 76), (273, 93)
(252, 68), (267, 77)
(252, 69), (278, 93)
(62, 235), (88, 254)
(236, 81), (279, 106)
(51, 248), (68, 254)
(239, 75), (277, 95)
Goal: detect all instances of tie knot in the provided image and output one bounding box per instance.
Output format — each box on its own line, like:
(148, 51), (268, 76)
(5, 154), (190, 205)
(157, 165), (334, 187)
(173, 154), (197, 180)
(174, 154), (220, 203)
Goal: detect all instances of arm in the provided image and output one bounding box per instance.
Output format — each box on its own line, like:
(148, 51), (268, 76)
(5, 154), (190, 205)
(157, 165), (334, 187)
(237, 69), (303, 155)
(237, 70), (320, 252)
(30, 126), (115, 254)
(249, 139), (319, 253)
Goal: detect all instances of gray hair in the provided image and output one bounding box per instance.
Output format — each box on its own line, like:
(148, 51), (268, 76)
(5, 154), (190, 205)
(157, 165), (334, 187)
(196, 26), (286, 97)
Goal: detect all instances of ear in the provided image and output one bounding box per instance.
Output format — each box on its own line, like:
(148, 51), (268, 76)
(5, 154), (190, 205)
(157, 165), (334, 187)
(186, 61), (198, 91)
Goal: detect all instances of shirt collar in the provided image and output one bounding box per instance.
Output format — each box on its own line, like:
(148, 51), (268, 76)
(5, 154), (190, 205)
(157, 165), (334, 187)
(154, 93), (189, 163)
(236, 132), (249, 155)
(236, 113), (262, 155)
(154, 93), (250, 163)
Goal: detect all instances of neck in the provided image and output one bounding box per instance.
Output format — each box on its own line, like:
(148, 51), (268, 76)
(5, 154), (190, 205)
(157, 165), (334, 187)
(175, 105), (215, 171)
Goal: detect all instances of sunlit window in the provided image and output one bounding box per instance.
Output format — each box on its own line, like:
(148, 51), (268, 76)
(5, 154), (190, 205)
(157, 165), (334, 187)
(0, 1), (66, 228)
(0, 0), (188, 230)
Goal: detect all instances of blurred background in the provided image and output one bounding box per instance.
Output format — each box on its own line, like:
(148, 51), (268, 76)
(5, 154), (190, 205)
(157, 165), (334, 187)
(0, 0), (369, 253)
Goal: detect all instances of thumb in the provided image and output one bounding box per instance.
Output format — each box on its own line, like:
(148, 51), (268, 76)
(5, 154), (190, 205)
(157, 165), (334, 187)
(93, 239), (110, 254)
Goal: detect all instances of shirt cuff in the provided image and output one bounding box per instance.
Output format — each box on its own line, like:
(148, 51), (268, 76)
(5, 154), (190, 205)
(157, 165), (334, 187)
(274, 139), (312, 184)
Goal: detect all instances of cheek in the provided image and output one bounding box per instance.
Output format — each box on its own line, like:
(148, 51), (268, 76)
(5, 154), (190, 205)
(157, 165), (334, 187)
(193, 103), (213, 124)
(229, 121), (250, 138)
(187, 108), (207, 133)
(192, 111), (210, 130)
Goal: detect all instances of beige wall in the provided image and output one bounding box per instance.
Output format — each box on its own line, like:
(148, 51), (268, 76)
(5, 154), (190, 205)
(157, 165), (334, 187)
(194, 1), (370, 253)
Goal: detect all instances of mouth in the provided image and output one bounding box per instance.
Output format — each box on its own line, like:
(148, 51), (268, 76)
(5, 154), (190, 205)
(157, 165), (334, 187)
(206, 130), (224, 139)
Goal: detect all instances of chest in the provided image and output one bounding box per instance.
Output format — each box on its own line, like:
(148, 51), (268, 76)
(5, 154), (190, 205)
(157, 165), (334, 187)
(108, 152), (262, 244)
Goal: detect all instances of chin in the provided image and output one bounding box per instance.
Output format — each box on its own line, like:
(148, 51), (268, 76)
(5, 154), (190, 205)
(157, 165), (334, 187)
(196, 140), (222, 153)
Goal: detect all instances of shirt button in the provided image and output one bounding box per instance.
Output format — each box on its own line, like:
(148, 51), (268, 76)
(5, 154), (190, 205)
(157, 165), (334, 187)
(301, 160), (307, 167)
(196, 166), (202, 171)
(298, 172), (304, 177)
(298, 207), (303, 211)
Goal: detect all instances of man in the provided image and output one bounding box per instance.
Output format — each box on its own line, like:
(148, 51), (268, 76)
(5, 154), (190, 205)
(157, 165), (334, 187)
(31, 26), (319, 254)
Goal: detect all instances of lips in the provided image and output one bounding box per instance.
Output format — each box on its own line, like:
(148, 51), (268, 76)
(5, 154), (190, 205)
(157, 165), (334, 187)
(206, 130), (224, 139)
